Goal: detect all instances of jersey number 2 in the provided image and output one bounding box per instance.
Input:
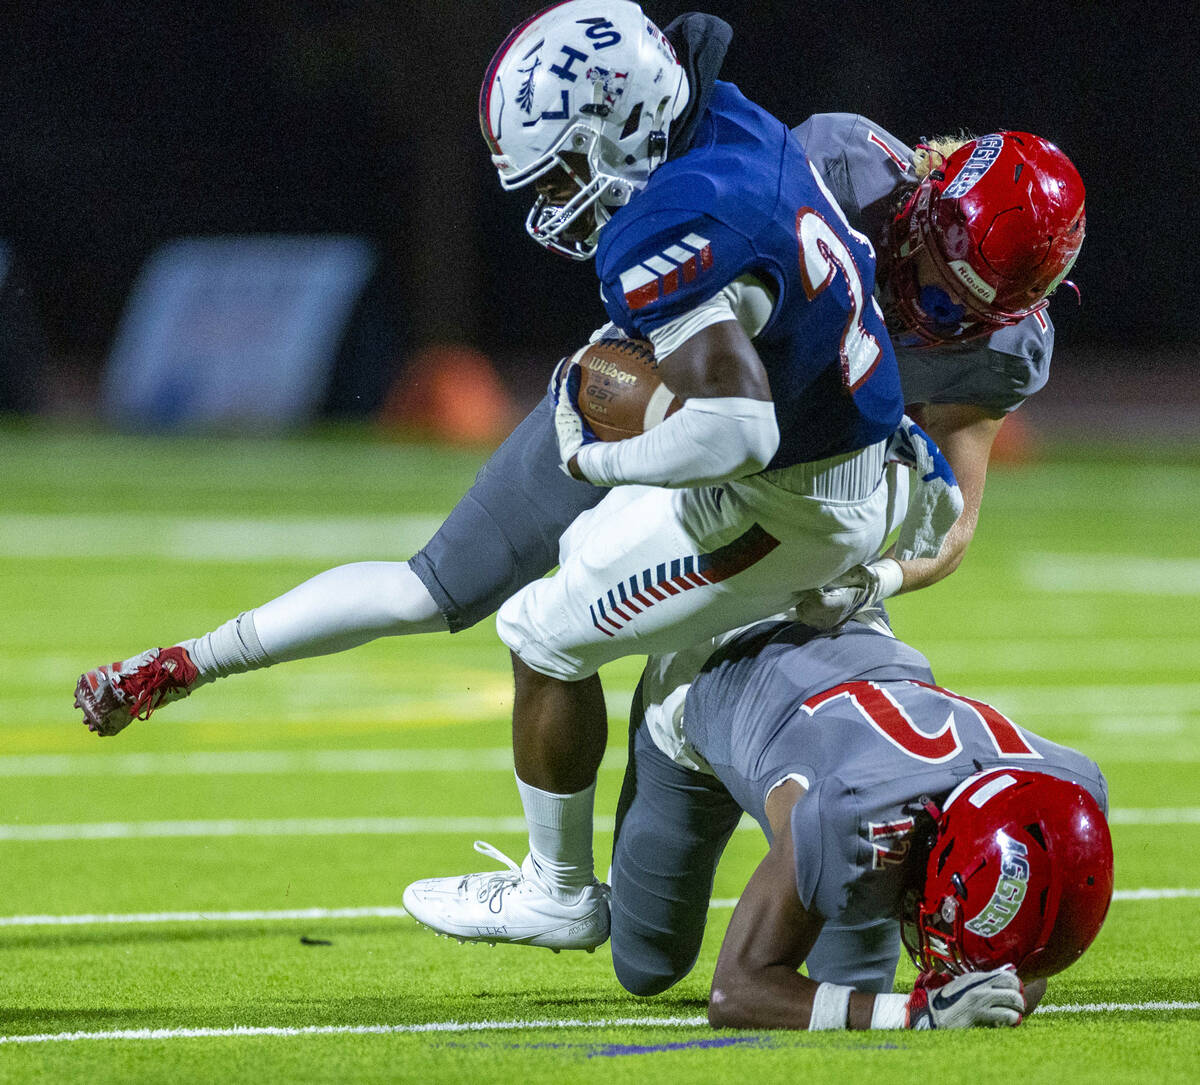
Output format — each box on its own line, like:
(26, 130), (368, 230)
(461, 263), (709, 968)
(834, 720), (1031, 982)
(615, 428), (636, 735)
(795, 207), (882, 392)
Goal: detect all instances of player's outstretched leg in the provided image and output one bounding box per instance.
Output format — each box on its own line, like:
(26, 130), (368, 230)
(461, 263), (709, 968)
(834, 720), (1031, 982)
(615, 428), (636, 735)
(402, 840), (610, 952)
(73, 561), (445, 736)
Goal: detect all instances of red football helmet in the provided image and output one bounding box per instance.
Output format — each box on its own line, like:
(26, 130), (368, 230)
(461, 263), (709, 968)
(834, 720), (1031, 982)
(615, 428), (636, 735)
(902, 768), (1113, 980)
(880, 132), (1086, 347)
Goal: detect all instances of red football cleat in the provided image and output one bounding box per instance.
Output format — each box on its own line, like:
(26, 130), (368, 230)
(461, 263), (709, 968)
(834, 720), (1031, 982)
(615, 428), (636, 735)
(74, 646), (200, 736)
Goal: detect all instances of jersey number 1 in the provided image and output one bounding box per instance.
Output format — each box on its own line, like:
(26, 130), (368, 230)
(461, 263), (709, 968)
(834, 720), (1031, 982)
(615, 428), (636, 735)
(795, 207), (882, 392)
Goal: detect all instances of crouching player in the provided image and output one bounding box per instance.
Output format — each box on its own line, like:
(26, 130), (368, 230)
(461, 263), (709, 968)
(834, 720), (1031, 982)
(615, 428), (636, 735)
(608, 613), (1113, 1029)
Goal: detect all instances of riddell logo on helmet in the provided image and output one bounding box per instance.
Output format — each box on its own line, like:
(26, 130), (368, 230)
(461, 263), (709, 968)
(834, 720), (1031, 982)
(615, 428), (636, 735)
(965, 833), (1030, 938)
(949, 260), (997, 304)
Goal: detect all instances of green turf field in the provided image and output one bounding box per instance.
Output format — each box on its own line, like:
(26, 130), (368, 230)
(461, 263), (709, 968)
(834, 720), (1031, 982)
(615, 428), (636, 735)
(1, 423), (1197, 1082)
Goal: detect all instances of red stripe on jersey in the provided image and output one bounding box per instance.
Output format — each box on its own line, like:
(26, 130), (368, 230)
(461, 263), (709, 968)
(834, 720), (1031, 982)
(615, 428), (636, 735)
(625, 280), (660, 310)
(868, 130), (911, 172)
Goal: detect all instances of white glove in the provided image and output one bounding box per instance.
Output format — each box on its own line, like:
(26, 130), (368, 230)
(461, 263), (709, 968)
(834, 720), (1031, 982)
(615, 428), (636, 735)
(793, 558), (904, 630)
(906, 968), (1025, 1029)
(887, 415), (964, 560)
(549, 354), (597, 476)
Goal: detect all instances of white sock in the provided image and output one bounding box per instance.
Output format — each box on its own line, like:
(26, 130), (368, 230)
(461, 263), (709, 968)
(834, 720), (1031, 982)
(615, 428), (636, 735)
(516, 774), (597, 901)
(244, 561), (447, 664)
(180, 612), (270, 685)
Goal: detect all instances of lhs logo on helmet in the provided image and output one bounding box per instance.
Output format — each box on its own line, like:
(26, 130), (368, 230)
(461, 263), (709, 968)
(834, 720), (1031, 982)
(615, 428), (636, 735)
(944, 134), (1005, 199)
(965, 832), (1030, 938)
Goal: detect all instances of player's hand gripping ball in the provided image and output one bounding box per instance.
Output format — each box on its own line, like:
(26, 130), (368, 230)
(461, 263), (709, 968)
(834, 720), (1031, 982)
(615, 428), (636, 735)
(571, 338), (682, 441)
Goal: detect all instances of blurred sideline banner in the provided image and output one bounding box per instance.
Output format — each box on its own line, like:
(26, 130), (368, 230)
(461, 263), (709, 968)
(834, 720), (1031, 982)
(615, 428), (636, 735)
(102, 235), (376, 431)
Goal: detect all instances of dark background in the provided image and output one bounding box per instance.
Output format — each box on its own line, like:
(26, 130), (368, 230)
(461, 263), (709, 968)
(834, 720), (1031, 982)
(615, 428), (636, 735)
(0, 1), (1193, 415)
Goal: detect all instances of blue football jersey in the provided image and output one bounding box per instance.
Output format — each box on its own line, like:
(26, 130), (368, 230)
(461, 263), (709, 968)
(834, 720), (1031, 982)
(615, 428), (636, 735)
(595, 83), (903, 467)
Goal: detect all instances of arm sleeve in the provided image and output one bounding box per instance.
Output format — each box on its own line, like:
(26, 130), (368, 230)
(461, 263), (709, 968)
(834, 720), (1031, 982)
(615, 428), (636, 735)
(575, 276), (780, 488)
(575, 395), (779, 487)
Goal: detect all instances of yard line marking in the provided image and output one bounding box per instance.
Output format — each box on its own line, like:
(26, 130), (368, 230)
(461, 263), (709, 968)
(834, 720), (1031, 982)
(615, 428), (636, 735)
(2, 734), (1196, 778)
(708, 888), (1199, 909)
(0, 749), (521, 778)
(1036, 1001), (1200, 1014)
(0, 816), (534, 841)
(0, 907), (410, 928)
(2, 887), (1195, 928)
(1108, 887), (1200, 900)
(1023, 553), (1200, 596)
(3, 1003), (1197, 1044)
(0, 513), (446, 562)
(1107, 808), (1200, 825)
(0, 809), (1196, 842)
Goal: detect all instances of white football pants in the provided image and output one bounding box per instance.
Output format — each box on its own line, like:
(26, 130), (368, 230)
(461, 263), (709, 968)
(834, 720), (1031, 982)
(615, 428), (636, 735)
(497, 440), (905, 680)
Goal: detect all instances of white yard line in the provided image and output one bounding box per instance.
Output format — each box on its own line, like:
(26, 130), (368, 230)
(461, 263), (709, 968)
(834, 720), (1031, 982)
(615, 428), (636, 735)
(0, 749), (522, 777)
(2, 726), (1196, 778)
(2, 1003), (1197, 1045)
(0, 888), (1194, 930)
(0, 906), (411, 927)
(1023, 553), (1200, 595)
(0, 807), (1195, 842)
(0, 816), (535, 841)
(0, 513), (446, 562)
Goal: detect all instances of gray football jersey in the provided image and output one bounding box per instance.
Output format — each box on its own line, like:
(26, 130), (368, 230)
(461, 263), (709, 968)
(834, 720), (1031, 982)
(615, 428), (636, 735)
(683, 620), (1107, 925)
(793, 112), (1052, 415)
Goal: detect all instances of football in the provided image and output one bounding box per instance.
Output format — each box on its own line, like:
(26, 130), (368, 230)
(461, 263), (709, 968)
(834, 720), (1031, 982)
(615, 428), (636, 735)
(572, 338), (681, 442)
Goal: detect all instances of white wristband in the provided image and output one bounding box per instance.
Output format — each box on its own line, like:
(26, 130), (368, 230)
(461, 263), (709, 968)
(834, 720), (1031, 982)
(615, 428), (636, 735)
(808, 982), (852, 1030)
(869, 992), (908, 1030)
(869, 557), (904, 601)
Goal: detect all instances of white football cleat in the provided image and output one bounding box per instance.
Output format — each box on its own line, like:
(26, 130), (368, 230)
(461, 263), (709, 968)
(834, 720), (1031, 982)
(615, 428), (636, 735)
(402, 840), (610, 952)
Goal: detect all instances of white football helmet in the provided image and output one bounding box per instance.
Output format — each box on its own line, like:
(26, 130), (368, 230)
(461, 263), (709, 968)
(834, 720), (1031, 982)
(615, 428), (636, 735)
(480, 0), (690, 259)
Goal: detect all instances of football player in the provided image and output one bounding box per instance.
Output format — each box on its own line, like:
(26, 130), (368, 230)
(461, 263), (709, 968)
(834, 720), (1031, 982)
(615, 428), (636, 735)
(603, 612), (1112, 1030)
(74, 9), (1084, 951)
(385, 0), (940, 949)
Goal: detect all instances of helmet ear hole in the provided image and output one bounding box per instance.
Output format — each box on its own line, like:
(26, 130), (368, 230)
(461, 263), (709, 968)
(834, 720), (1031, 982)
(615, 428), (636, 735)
(620, 102), (643, 140)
